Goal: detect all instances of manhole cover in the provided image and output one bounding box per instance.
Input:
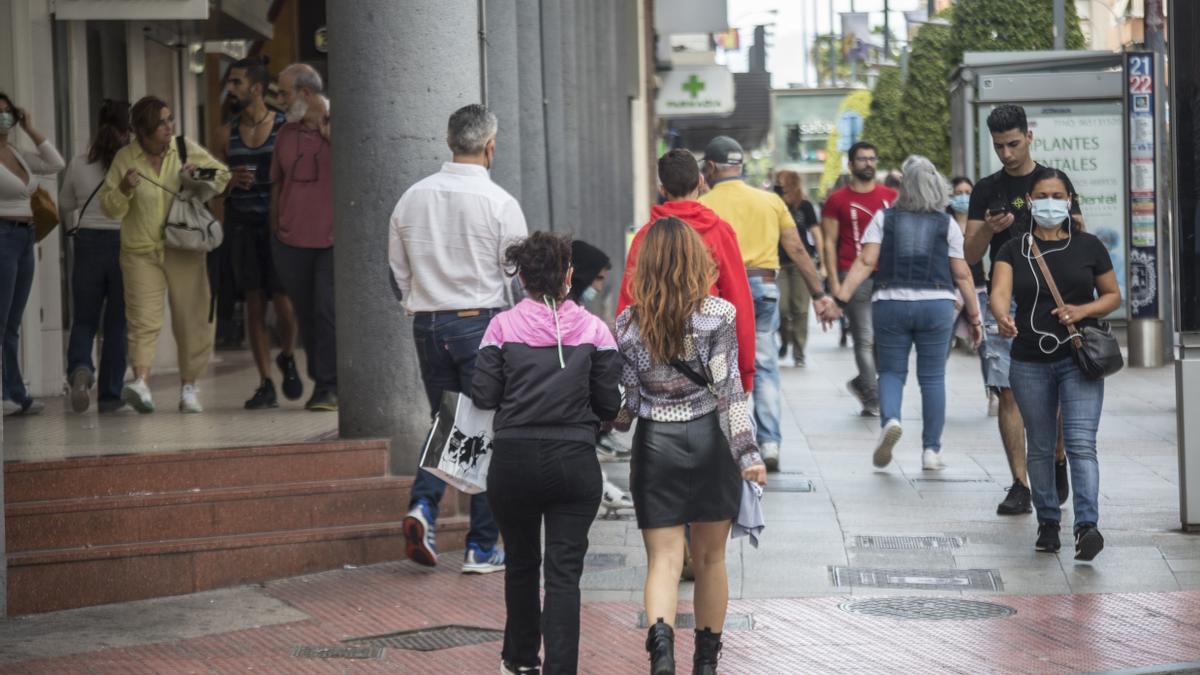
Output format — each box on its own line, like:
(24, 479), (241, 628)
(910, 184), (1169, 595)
(585, 552), (627, 570)
(840, 597), (1016, 621)
(293, 645), (383, 659)
(829, 566), (1003, 591)
(348, 625), (503, 652)
(636, 612), (754, 631)
(855, 535), (964, 550)
(764, 476), (814, 492)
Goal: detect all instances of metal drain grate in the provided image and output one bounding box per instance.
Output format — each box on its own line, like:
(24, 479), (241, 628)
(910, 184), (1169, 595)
(855, 535), (964, 550)
(584, 552), (627, 570)
(293, 645), (383, 659)
(911, 477), (992, 483)
(829, 566), (1003, 591)
(840, 597), (1016, 621)
(348, 625), (503, 652)
(637, 612), (754, 631)
(764, 475), (814, 492)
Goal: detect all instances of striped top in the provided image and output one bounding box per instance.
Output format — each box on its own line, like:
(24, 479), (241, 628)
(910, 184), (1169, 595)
(226, 111), (285, 217)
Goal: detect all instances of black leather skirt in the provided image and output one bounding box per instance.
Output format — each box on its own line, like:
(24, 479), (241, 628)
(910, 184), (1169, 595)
(629, 410), (741, 529)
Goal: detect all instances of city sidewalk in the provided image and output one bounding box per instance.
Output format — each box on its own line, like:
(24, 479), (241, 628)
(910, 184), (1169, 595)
(1, 324), (1195, 674)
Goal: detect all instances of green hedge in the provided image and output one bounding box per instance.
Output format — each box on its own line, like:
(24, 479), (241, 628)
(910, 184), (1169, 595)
(896, 20), (955, 174)
(861, 66), (904, 170)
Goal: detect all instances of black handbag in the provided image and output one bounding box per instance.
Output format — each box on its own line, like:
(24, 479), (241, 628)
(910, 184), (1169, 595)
(1029, 239), (1124, 380)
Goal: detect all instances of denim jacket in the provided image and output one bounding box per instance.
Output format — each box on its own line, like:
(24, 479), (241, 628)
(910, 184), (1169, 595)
(874, 209), (953, 291)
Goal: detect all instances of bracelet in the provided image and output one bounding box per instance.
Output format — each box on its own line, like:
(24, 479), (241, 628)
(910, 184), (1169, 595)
(834, 296), (849, 309)
(812, 290), (827, 301)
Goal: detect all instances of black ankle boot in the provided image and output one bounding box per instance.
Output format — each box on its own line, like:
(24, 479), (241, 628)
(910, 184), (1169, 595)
(692, 627), (723, 674)
(645, 618), (675, 674)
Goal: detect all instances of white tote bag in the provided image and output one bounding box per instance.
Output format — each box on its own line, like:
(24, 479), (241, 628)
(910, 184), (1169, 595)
(418, 392), (495, 495)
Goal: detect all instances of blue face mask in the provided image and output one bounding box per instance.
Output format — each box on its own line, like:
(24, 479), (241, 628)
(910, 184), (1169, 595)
(1030, 198), (1071, 229)
(581, 286), (599, 304)
(950, 193), (970, 214)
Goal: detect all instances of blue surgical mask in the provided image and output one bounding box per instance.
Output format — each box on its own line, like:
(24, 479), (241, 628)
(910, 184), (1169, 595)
(0, 112), (14, 133)
(581, 286), (599, 304)
(950, 193), (970, 214)
(1030, 198), (1071, 229)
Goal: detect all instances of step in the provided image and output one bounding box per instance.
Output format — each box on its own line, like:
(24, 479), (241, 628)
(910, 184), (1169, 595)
(6, 477), (414, 553)
(6, 517), (471, 615)
(4, 439), (390, 503)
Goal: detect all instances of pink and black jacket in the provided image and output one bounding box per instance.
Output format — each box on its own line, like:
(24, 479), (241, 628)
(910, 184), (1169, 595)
(471, 298), (622, 444)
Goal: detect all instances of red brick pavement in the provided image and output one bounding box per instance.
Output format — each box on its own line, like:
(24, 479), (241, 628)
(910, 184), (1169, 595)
(6, 559), (1200, 674)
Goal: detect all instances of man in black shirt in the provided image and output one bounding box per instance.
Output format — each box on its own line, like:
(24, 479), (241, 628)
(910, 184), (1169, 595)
(965, 104), (1084, 517)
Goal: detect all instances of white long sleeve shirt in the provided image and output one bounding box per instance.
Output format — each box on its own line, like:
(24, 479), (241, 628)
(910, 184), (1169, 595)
(388, 162), (528, 313)
(0, 139), (66, 220)
(59, 154), (121, 231)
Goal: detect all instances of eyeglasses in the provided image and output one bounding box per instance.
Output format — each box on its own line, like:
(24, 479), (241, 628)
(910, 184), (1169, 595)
(853, 156), (878, 164)
(157, 115), (176, 129)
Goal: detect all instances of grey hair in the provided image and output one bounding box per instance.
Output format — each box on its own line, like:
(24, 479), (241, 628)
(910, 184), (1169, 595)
(281, 63), (323, 94)
(894, 155), (950, 213)
(447, 104), (498, 155)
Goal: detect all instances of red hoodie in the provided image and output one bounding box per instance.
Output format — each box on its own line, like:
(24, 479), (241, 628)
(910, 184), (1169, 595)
(618, 200), (756, 392)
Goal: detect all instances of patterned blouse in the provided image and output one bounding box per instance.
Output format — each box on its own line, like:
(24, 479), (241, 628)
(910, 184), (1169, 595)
(614, 296), (762, 470)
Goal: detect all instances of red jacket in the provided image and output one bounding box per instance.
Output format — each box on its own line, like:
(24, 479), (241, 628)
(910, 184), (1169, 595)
(617, 200), (756, 392)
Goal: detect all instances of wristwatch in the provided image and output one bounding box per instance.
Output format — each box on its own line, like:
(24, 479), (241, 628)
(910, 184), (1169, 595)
(812, 290), (827, 302)
(834, 296), (849, 309)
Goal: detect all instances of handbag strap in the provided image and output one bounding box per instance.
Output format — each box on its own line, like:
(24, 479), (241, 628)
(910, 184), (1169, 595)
(670, 359), (716, 394)
(176, 135), (187, 165)
(68, 179), (105, 236)
(1028, 238), (1082, 346)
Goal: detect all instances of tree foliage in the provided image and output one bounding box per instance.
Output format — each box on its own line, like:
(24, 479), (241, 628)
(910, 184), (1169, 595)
(811, 34), (853, 86)
(861, 66), (904, 170)
(819, 90), (872, 197)
(895, 20), (955, 174)
(949, 0), (1086, 68)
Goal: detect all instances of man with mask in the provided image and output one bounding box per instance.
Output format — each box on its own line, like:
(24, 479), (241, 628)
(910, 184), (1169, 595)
(964, 104), (1083, 517)
(214, 58), (301, 410)
(271, 63), (336, 411)
(389, 103), (526, 574)
(821, 141), (897, 417)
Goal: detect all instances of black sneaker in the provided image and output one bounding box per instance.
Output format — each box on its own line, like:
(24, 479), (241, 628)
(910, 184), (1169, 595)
(1074, 524), (1105, 561)
(778, 343), (788, 359)
(997, 480), (1033, 515)
(245, 379), (279, 410)
(1056, 459), (1070, 505)
(1035, 521), (1061, 552)
(306, 390), (338, 411)
(276, 353), (304, 401)
(69, 367), (93, 414)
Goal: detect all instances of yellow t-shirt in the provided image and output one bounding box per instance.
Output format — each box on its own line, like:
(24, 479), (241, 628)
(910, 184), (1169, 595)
(699, 179), (796, 269)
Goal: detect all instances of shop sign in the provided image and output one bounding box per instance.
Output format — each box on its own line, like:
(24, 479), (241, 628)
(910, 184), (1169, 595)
(657, 66), (735, 117)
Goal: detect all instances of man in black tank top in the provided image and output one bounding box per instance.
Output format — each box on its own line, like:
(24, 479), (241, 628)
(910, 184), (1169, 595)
(215, 58), (303, 409)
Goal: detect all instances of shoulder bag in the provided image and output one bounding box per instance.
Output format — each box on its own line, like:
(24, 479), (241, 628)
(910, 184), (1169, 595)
(67, 179), (105, 237)
(31, 185), (60, 242)
(140, 136), (223, 252)
(1029, 239), (1123, 379)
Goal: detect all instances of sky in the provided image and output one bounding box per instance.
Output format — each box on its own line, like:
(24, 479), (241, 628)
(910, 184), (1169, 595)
(719, 0), (933, 87)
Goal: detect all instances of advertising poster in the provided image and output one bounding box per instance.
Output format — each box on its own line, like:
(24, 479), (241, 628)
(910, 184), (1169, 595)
(1126, 52), (1160, 319)
(980, 101), (1128, 318)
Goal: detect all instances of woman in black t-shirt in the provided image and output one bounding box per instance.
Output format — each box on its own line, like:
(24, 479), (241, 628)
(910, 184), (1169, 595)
(989, 168), (1121, 562)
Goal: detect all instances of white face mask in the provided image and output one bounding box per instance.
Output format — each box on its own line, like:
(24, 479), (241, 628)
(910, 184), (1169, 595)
(581, 286), (599, 304)
(1030, 198), (1071, 230)
(0, 112), (15, 133)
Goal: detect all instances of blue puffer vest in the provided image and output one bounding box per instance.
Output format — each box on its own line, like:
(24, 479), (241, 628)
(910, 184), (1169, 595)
(874, 208), (953, 291)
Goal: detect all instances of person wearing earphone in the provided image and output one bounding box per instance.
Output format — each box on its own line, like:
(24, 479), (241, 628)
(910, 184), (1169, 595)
(988, 167), (1121, 561)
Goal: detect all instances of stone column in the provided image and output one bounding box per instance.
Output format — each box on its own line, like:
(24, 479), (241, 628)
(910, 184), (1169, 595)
(327, 1), (480, 472)
(516, 1), (551, 230)
(558, 0), (582, 231)
(485, 0), (522, 201)
(540, 0), (568, 229)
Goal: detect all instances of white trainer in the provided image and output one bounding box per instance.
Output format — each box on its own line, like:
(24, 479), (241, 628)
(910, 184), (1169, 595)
(873, 419), (902, 468)
(922, 448), (946, 471)
(122, 378), (155, 413)
(760, 440), (781, 471)
(179, 384), (203, 413)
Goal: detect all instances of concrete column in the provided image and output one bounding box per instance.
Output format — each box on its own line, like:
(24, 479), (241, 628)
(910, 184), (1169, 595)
(540, 0), (567, 229)
(327, 1), (480, 472)
(516, 1), (550, 230)
(485, 0), (521, 201)
(558, 0), (582, 230)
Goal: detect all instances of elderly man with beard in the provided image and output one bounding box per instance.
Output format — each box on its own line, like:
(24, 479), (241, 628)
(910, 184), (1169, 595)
(821, 141), (897, 417)
(270, 63), (337, 411)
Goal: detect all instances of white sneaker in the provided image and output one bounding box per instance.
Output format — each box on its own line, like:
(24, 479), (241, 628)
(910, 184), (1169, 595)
(873, 419), (902, 468)
(602, 479), (633, 509)
(122, 378), (155, 413)
(778, 354), (796, 368)
(761, 440), (781, 471)
(922, 448), (946, 471)
(3, 399), (43, 416)
(179, 384), (203, 413)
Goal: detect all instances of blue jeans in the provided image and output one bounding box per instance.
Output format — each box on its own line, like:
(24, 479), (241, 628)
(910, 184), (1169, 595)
(873, 299), (955, 451)
(748, 276), (780, 444)
(0, 220), (35, 406)
(67, 230), (127, 403)
(1009, 358), (1103, 529)
(409, 309), (500, 549)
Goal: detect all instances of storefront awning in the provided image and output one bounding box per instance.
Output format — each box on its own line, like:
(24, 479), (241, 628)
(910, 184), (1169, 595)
(53, 0), (272, 40)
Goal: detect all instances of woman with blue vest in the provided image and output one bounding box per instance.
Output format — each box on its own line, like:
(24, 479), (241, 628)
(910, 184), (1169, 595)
(832, 156), (984, 470)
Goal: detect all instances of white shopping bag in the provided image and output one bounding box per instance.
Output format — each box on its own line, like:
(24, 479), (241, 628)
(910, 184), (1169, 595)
(418, 392), (495, 495)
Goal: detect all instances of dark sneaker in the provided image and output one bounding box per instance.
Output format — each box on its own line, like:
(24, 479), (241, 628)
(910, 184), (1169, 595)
(778, 343), (788, 359)
(997, 480), (1033, 515)
(795, 353), (806, 368)
(306, 390), (338, 411)
(69, 367), (93, 413)
(1056, 459), (1070, 505)
(1075, 524), (1105, 561)
(244, 379), (279, 410)
(276, 352), (303, 401)
(1035, 521), (1061, 552)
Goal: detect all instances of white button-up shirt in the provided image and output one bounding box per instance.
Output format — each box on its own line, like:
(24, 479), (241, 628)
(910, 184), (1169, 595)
(388, 162), (528, 313)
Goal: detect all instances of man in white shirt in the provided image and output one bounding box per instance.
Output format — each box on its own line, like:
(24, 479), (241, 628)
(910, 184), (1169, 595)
(389, 104), (527, 575)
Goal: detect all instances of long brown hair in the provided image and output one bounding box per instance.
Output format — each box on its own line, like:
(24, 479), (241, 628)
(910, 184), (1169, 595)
(775, 169), (807, 209)
(629, 217), (717, 364)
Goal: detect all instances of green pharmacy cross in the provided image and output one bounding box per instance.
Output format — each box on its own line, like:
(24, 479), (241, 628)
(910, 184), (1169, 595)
(682, 74), (706, 98)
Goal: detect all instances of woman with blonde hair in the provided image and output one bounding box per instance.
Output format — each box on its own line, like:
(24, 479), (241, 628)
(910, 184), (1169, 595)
(773, 169), (823, 367)
(615, 217), (766, 675)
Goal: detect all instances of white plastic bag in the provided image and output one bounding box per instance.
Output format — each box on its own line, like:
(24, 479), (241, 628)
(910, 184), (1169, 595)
(418, 392), (495, 495)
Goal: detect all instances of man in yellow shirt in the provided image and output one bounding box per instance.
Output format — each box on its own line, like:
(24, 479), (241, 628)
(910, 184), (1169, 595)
(699, 136), (830, 471)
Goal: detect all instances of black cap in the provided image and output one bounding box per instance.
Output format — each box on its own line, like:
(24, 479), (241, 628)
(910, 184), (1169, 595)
(703, 136), (744, 165)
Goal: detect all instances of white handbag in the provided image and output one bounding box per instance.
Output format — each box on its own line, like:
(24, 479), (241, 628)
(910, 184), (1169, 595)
(141, 137), (224, 253)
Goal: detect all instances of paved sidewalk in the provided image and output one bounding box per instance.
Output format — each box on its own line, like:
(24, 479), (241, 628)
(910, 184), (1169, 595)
(1, 324), (1196, 673)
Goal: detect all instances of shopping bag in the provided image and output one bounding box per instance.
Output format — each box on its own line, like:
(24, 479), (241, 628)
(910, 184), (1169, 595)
(418, 391), (495, 495)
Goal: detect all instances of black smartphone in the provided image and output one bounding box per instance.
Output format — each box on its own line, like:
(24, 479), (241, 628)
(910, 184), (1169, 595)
(192, 167), (217, 180)
(986, 197), (1011, 217)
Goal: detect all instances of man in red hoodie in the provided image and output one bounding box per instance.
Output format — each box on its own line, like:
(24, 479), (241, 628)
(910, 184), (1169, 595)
(618, 149), (756, 395)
